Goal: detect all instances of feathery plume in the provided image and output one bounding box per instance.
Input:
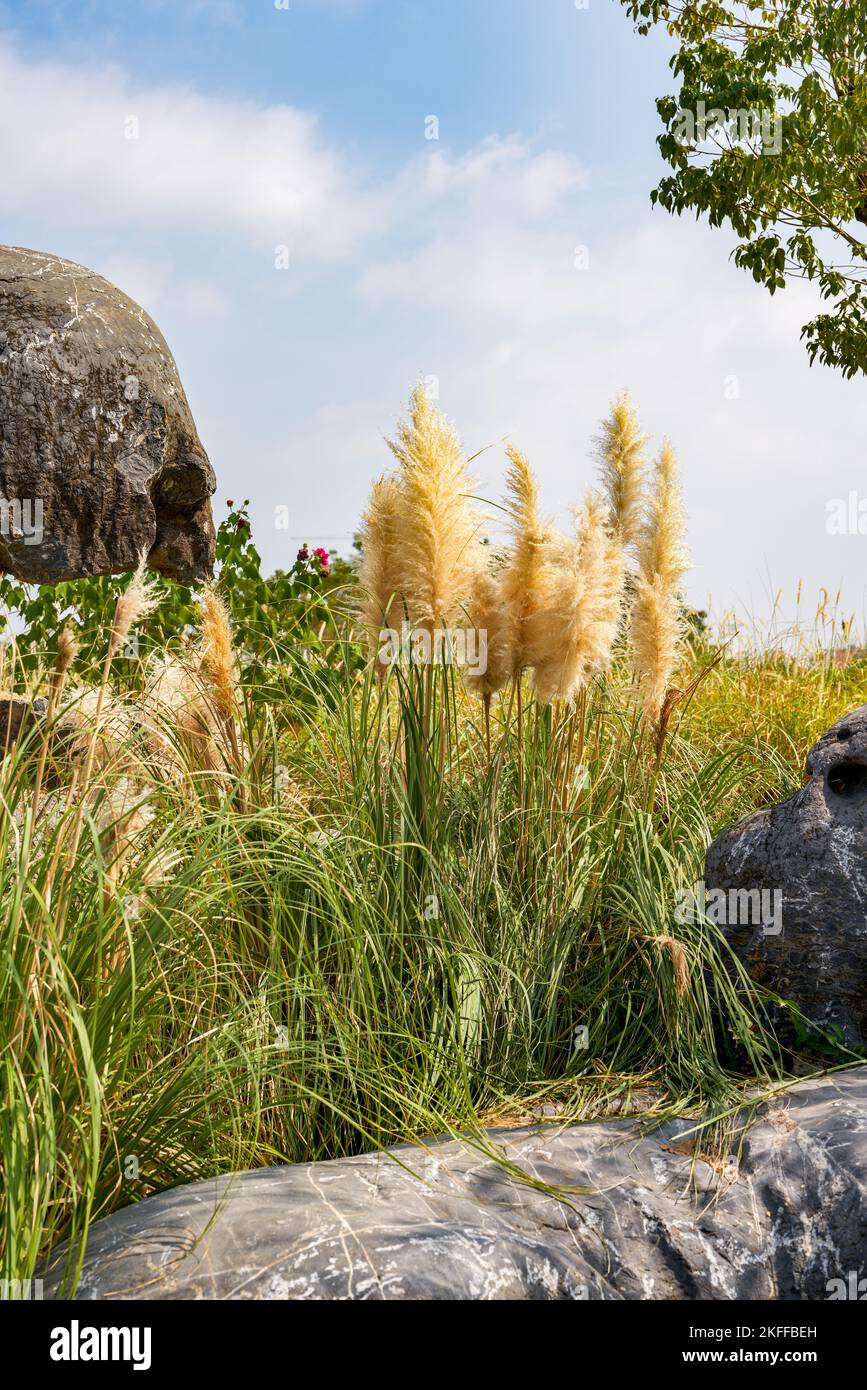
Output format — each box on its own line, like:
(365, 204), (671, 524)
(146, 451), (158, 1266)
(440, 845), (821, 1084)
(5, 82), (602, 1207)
(530, 494), (626, 704)
(357, 472), (403, 665)
(52, 688), (136, 776)
(56, 624), (80, 681)
(649, 934), (690, 1000)
(637, 440), (688, 588)
(30, 623), (81, 820)
(200, 588), (237, 725)
(143, 653), (225, 778)
(630, 439), (689, 723)
(387, 384), (481, 633)
(143, 652), (225, 781)
(498, 446), (557, 675)
(60, 555), (157, 872)
(199, 588), (244, 790)
(463, 554), (515, 701)
(109, 553), (159, 660)
(594, 392), (648, 547)
(98, 778), (154, 872)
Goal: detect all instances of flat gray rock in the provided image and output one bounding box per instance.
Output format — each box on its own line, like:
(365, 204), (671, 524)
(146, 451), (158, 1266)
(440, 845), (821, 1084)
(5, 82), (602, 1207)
(0, 245), (215, 583)
(42, 1068), (867, 1300)
(706, 705), (867, 1048)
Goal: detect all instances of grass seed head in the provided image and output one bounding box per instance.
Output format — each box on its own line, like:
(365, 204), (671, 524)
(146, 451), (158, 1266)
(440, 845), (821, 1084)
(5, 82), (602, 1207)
(200, 587), (238, 723)
(500, 445), (558, 676)
(631, 439), (690, 722)
(386, 383), (482, 634)
(358, 471), (403, 660)
(530, 494), (626, 704)
(594, 391), (649, 548)
(464, 554), (515, 699)
(109, 553), (159, 659)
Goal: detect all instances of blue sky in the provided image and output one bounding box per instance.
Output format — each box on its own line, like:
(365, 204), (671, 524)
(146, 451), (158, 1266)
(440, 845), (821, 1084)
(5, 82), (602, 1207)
(1, 0), (865, 634)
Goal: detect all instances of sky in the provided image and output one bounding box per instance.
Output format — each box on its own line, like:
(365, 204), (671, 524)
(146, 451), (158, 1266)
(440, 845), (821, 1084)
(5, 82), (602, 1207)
(1, 0), (865, 637)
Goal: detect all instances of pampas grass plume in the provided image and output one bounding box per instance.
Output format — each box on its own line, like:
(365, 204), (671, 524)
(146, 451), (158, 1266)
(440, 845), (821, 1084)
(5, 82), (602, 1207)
(499, 445), (556, 675)
(358, 472), (403, 662)
(387, 384), (480, 633)
(651, 934), (690, 1000)
(56, 624), (80, 681)
(464, 555), (515, 700)
(630, 439), (689, 722)
(595, 392), (648, 547)
(201, 587), (238, 724)
(530, 494), (626, 704)
(109, 554), (159, 660)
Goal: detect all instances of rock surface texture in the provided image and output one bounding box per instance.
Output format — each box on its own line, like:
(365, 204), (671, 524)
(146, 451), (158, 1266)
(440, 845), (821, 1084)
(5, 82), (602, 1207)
(42, 1069), (867, 1300)
(706, 705), (867, 1048)
(0, 692), (47, 753)
(0, 246), (215, 583)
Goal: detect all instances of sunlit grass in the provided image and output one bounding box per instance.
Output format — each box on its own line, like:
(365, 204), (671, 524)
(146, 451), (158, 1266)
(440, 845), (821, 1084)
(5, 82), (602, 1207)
(1, 588), (863, 1295)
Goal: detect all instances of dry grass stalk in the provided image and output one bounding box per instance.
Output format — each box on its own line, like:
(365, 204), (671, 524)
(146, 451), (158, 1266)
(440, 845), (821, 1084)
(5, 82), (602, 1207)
(51, 556), (158, 917)
(647, 934), (690, 1000)
(358, 473), (403, 674)
(464, 555), (516, 756)
(499, 446), (557, 676)
(630, 440), (690, 724)
(386, 384), (481, 635)
(530, 495), (626, 705)
(594, 391), (648, 547)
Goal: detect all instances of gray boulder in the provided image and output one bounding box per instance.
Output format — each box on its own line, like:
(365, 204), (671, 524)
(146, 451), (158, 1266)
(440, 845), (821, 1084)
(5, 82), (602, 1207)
(706, 705), (867, 1049)
(42, 1068), (867, 1300)
(0, 246), (215, 584)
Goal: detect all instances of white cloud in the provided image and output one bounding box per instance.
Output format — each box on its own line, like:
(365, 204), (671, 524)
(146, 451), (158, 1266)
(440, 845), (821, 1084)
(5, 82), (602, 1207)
(413, 137), (587, 216)
(358, 137), (591, 324)
(0, 33), (863, 625)
(97, 252), (229, 321)
(0, 36), (381, 256)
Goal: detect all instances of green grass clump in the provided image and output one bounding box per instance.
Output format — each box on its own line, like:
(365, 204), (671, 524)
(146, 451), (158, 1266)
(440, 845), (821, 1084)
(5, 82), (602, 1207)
(0, 579), (863, 1296)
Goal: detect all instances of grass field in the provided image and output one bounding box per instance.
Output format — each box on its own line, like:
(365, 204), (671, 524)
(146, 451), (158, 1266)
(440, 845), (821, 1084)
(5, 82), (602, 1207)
(2, 391), (864, 1296)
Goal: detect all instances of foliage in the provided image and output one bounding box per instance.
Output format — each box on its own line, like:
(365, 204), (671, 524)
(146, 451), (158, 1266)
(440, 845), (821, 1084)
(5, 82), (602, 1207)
(0, 501), (354, 681)
(1, 421), (863, 1294)
(6, 584), (855, 1292)
(622, 0), (867, 377)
